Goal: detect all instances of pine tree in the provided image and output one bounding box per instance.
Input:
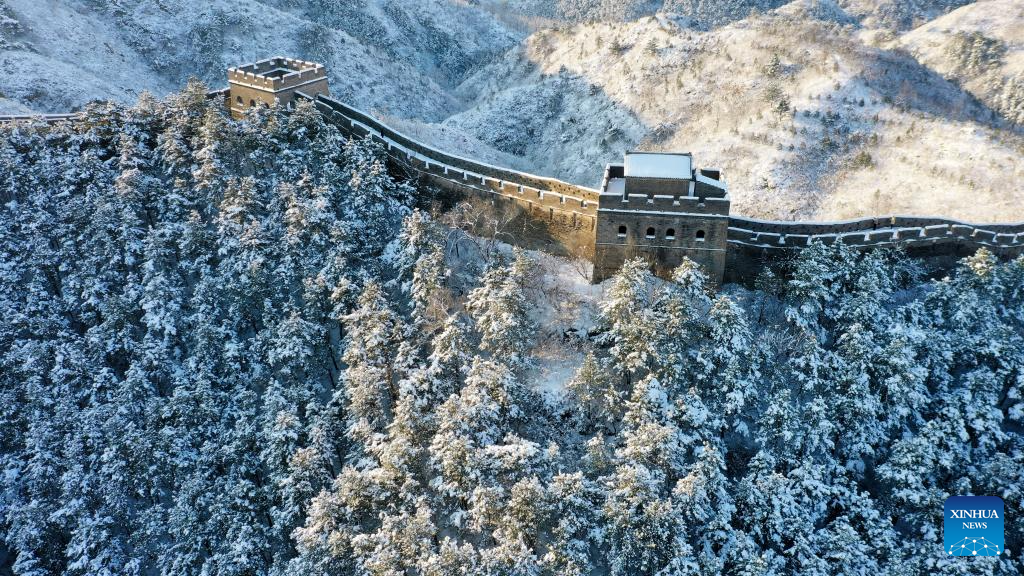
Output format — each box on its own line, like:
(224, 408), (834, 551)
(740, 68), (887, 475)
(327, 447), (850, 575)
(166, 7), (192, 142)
(673, 442), (736, 574)
(566, 352), (624, 432)
(5, 70), (1024, 576)
(342, 282), (404, 433)
(597, 258), (660, 381)
(603, 464), (679, 576)
(410, 245), (448, 332)
(466, 250), (536, 368)
(541, 473), (601, 576)
(340, 137), (414, 261)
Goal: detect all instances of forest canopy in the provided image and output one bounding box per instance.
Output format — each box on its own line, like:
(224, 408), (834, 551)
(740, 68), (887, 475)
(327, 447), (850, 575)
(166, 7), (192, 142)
(1, 85), (1022, 576)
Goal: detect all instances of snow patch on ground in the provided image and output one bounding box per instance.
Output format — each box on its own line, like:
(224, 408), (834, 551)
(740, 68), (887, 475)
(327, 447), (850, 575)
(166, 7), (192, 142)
(442, 228), (608, 399)
(521, 247), (606, 399)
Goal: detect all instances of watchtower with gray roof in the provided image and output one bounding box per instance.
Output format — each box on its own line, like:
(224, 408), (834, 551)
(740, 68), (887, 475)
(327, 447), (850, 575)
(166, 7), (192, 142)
(593, 152), (729, 284)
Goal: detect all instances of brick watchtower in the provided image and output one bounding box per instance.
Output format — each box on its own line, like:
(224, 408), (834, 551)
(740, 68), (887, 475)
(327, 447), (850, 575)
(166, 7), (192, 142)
(227, 57), (329, 119)
(592, 152), (729, 285)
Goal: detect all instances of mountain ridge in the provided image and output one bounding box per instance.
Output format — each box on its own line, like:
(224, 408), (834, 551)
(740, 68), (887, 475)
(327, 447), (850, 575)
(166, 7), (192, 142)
(1, 0), (1020, 222)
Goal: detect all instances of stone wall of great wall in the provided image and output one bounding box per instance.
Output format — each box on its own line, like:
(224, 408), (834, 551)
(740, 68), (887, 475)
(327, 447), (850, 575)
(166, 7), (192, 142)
(301, 93), (603, 261)
(300, 93), (1024, 282)
(725, 215), (1024, 282)
(4, 90), (1023, 285)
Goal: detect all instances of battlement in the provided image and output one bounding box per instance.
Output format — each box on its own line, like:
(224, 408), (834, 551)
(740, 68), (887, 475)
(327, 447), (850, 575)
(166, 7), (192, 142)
(227, 57), (329, 119)
(228, 57), (326, 90)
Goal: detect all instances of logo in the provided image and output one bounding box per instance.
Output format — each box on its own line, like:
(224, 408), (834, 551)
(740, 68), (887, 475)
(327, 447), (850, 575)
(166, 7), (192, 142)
(944, 496), (1004, 557)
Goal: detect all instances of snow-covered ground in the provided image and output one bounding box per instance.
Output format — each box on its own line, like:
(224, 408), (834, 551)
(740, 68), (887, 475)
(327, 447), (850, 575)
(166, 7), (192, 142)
(425, 7), (1024, 222)
(442, 230), (608, 400)
(896, 0), (1024, 125)
(0, 0), (521, 119)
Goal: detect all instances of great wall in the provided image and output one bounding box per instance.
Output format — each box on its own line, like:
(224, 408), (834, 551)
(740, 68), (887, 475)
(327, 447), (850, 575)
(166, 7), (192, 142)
(3, 56), (1023, 286)
(300, 92), (1024, 283)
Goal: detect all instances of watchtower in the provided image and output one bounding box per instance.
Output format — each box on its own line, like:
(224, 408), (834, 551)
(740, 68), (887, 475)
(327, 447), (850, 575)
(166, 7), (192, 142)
(592, 152), (729, 285)
(227, 57), (329, 119)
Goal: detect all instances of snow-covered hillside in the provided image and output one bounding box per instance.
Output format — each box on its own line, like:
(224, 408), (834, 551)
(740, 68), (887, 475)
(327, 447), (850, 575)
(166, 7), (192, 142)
(479, 0), (975, 30)
(898, 0), (1024, 126)
(839, 0), (975, 30)
(1, 0), (1021, 222)
(426, 7), (1023, 221)
(0, 0), (522, 120)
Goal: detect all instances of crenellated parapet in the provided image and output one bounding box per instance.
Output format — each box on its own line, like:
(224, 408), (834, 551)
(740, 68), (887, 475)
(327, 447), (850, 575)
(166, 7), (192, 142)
(724, 215), (1024, 283)
(227, 58), (326, 92)
(227, 57), (328, 119)
(727, 215), (1024, 251)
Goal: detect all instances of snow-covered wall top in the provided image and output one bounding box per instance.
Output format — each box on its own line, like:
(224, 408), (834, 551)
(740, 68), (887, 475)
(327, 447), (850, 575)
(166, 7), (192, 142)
(728, 215), (1024, 253)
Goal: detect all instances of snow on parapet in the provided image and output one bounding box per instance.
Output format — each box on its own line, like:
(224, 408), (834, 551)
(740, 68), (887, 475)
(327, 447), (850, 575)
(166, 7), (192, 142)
(227, 57), (326, 91)
(604, 151), (728, 205)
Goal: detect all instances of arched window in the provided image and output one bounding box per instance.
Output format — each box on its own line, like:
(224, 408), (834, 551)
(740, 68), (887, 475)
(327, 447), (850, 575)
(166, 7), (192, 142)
(617, 225), (627, 238)
(249, 99), (256, 107)
(645, 227), (656, 239)
(235, 95), (243, 104)
(665, 228), (676, 240)
(696, 229), (706, 241)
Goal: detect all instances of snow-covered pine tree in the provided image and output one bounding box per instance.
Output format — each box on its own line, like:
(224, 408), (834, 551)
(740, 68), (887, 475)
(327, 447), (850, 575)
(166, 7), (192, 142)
(466, 249), (536, 368)
(566, 351), (624, 432)
(597, 258), (660, 382)
(342, 282), (405, 434)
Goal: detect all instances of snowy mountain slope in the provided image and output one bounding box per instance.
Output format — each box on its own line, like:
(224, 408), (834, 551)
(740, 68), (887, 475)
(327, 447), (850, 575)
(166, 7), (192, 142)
(478, 0), (970, 31)
(0, 0), (522, 118)
(0, 0), (175, 113)
(445, 64), (649, 186)
(897, 0), (1024, 126)
(427, 7), (1024, 222)
(2, 0), (1020, 222)
(839, 0), (975, 31)
(377, 110), (534, 171)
